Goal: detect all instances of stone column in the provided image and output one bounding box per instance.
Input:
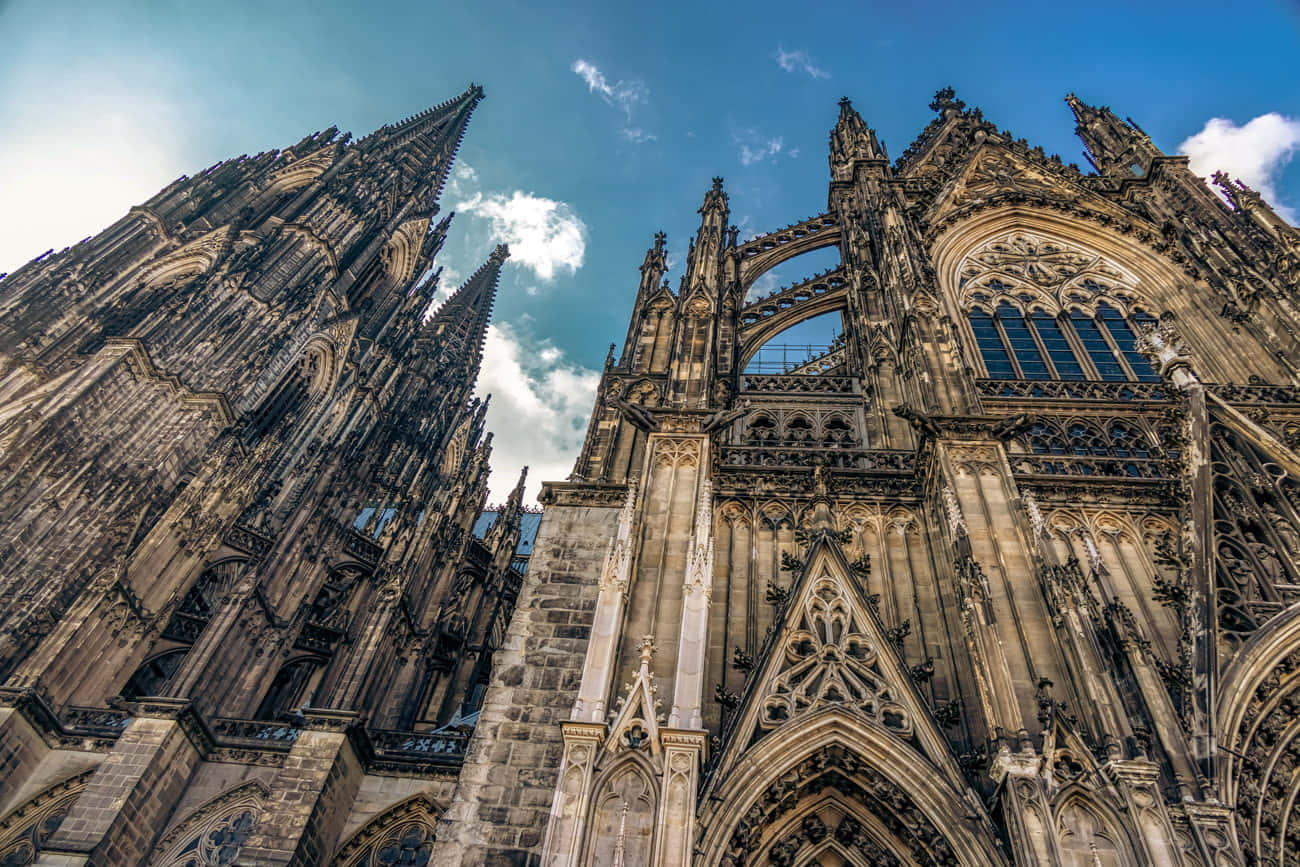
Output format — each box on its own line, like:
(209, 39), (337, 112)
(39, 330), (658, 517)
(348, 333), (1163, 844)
(667, 480), (711, 731)
(237, 708), (364, 867)
(572, 484), (638, 724)
(993, 754), (1062, 866)
(1105, 759), (1185, 866)
(38, 697), (208, 866)
(539, 722), (603, 866)
(655, 730), (704, 867)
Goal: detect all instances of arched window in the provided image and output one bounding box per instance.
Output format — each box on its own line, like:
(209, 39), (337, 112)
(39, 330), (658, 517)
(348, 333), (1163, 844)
(254, 658), (322, 720)
(970, 302), (1160, 382)
(122, 649), (188, 700)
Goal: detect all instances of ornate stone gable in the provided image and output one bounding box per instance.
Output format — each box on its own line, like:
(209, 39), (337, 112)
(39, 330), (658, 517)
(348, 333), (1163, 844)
(706, 533), (967, 795)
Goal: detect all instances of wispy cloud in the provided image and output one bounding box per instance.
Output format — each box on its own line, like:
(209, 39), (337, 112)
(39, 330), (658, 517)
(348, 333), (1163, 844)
(733, 128), (786, 166)
(774, 47), (830, 80)
(455, 186), (587, 282)
(477, 322), (600, 503)
(1180, 113), (1300, 222)
(571, 59), (656, 142)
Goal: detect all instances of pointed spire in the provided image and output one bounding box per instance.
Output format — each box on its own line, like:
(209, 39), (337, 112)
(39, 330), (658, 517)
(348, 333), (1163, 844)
(505, 465), (528, 514)
(361, 84), (485, 209)
(1064, 92), (1160, 178)
(700, 177), (728, 216)
(425, 244), (509, 372)
(830, 95), (888, 170)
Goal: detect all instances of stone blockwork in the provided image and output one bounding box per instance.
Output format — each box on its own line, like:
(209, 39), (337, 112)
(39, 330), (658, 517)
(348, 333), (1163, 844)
(432, 499), (622, 865)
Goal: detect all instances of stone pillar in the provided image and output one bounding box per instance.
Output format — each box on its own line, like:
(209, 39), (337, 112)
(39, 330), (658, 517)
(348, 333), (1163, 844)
(655, 730), (704, 867)
(993, 753), (1061, 866)
(38, 697), (208, 866)
(237, 708), (364, 867)
(667, 480), (711, 731)
(572, 484), (638, 724)
(540, 722), (603, 866)
(1105, 759), (1184, 867)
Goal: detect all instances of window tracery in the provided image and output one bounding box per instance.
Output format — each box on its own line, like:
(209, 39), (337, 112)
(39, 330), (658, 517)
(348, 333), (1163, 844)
(959, 233), (1162, 382)
(149, 787), (264, 867)
(740, 409), (861, 448)
(0, 773), (90, 867)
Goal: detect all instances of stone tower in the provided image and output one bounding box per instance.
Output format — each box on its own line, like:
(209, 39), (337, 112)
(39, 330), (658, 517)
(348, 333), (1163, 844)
(434, 90), (1300, 865)
(0, 86), (535, 865)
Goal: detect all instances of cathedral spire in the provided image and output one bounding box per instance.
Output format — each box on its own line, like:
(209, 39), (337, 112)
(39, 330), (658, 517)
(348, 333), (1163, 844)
(830, 96), (888, 165)
(1065, 92), (1161, 178)
(424, 244), (509, 373)
(361, 83), (485, 207)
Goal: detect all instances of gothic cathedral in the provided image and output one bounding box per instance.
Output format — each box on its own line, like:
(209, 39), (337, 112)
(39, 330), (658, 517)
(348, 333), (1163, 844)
(436, 91), (1300, 866)
(0, 82), (1298, 867)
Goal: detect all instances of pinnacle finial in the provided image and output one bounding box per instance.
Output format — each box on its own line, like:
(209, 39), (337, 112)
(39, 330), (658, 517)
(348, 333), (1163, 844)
(929, 86), (965, 115)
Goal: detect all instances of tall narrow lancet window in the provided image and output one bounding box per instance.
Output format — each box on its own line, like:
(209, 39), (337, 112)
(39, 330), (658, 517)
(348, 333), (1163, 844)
(1100, 305), (1161, 381)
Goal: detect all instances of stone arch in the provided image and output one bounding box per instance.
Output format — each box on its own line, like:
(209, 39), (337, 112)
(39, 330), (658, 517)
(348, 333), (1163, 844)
(698, 710), (1006, 866)
(1052, 789), (1140, 867)
(1216, 601), (1300, 865)
(381, 218), (428, 285)
(927, 210), (1208, 381)
(330, 794), (444, 866)
(135, 228), (234, 289)
(264, 149), (333, 195)
(0, 770), (93, 866)
(737, 215), (842, 290)
(580, 755), (657, 867)
(738, 302), (848, 372)
(148, 780), (268, 866)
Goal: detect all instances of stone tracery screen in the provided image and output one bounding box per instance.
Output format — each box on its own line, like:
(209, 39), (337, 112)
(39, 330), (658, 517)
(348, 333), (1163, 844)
(958, 232), (1160, 382)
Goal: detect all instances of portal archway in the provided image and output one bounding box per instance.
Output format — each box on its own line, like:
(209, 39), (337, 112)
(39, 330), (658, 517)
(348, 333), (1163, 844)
(698, 710), (1006, 866)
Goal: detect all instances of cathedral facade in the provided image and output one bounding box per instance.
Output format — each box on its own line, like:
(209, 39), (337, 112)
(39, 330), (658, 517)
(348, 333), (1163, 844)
(1, 81), (1299, 867)
(0, 86), (535, 865)
(433, 92), (1300, 866)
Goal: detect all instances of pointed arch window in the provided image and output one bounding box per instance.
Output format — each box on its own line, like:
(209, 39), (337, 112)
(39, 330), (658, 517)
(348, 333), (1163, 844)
(970, 302), (1160, 382)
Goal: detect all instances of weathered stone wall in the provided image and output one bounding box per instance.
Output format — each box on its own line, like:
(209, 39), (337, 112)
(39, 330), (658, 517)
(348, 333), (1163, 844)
(431, 497), (622, 865)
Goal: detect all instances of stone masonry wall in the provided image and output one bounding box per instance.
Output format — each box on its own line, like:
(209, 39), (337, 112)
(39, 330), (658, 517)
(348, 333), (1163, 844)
(431, 500), (621, 866)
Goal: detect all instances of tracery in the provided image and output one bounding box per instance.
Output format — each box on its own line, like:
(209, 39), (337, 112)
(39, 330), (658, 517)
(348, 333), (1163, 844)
(960, 233), (1161, 382)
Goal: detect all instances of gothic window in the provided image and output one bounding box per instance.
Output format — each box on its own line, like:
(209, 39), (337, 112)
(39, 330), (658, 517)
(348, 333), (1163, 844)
(331, 800), (440, 867)
(244, 350), (325, 443)
(253, 658), (323, 720)
(149, 787), (265, 867)
(121, 649), (188, 700)
(959, 232), (1164, 382)
(0, 774), (89, 867)
(746, 414), (777, 443)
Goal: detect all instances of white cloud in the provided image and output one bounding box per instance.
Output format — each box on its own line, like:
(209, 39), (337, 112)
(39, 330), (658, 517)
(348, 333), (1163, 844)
(0, 63), (193, 275)
(572, 59), (656, 142)
(774, 47), (830, 80)
(456, 190), (587, 281)
(1180, 113), (1300, 222)
(477, 322), (600, 504)
(734, 129), (785, 166)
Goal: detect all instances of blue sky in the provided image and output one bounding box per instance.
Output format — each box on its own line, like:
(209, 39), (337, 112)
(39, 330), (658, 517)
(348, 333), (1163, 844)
(2, 0), (1299, 500)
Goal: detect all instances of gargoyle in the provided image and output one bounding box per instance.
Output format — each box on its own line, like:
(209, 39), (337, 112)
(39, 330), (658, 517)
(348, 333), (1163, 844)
(892, 404), (942, 441)
(700, 402), (749, 434)
(610, 395), (661, 432)
(989, 412), (1033, 441)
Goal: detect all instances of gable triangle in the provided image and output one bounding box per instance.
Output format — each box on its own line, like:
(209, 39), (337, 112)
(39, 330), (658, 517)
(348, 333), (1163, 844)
(707, 527), (968, 791)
